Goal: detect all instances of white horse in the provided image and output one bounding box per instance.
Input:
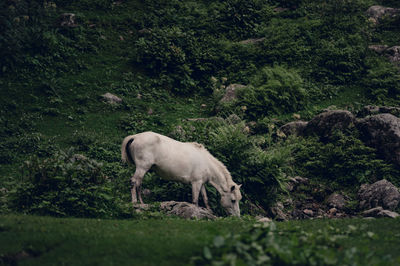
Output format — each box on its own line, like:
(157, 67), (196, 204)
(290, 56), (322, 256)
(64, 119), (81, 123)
(121, 131), (242, 216)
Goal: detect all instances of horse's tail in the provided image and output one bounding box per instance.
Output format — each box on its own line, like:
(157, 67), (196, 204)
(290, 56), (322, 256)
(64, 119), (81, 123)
(121, 135), (135, 165)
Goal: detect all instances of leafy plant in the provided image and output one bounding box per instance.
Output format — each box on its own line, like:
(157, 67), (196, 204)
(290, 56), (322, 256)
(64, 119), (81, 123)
(193, 221), (378, 265)
(9, 148), (121, 217)
(293, 131), (400, 187)
(233, 66), (308, 119)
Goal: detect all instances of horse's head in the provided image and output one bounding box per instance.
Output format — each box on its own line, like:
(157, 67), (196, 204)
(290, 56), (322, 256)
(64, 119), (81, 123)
(220, 184), (242, 217)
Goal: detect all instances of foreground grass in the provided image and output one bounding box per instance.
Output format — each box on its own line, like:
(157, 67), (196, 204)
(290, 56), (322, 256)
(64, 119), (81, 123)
(1, 215), (400, 265)
(0, 215), (248, 266)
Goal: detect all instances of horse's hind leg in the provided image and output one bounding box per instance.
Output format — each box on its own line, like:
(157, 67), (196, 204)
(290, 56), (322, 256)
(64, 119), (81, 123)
(201, 185), (211, 211)
(131, 167), (148, 205)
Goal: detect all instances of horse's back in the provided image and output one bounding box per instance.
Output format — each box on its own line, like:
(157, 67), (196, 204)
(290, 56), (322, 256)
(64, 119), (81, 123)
(132, 132), (210, 182)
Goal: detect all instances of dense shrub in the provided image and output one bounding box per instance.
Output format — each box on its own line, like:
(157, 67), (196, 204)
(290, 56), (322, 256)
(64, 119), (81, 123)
(362, 56), (400, 103)
(293, 131), (400, 187)
(134, 27), (212, 95)
(225, 66), (308, 119)
(10, 149), (121, 217)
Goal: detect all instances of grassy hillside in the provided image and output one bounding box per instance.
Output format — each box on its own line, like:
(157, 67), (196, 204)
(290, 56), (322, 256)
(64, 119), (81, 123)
(1, 0), (400, 217)
(1, 0), (400, 265)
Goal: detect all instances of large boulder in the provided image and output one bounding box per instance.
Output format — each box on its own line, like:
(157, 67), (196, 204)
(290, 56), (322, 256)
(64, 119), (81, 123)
(304, 110), (356, 138)
(358, 179), (400, 211)
(159, 201), (216, 220)
(356, 113), (400, 166)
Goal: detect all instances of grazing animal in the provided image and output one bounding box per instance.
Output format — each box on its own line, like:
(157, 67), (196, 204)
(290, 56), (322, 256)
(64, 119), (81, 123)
(121, 131), (242, 216)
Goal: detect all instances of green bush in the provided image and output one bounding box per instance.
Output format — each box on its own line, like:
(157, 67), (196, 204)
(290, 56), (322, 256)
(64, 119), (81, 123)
(193, 221), (378, 265)
(362, 56), (400, 104)
(134, 27), (206, 95)
(10, 149), (121, 217)
(234, 66), (308, 119)
(206, 122), (292, 210)
(293, 131), (400, 187)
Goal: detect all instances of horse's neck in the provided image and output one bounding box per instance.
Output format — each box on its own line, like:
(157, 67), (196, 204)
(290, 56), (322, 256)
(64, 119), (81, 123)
(208, 157), (232, 193)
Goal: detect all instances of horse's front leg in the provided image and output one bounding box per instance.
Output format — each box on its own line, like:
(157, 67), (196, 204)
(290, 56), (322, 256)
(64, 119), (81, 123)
(201, 185), (211, 211)
(191, 181), (203, 206)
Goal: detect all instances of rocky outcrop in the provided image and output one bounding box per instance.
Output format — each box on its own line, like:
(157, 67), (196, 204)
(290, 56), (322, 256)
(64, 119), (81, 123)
(366, 5), (400, 24)
(358, 179), (400, 211)
(159, 201), (216, 220)
(304, 110), (356, 139)
(356, 113), (400, 166)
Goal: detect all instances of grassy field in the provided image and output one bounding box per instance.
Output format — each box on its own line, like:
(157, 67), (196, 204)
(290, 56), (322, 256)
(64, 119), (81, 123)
(1, 215), (399, 265)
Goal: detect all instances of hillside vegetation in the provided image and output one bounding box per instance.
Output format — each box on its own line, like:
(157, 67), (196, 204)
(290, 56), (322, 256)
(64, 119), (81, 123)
(1, 0), (400, 265)
(1, 0), (400, 218)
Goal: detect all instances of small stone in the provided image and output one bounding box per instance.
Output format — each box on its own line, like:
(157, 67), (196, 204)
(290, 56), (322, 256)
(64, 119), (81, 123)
(329, 208), (337, 215)
(303, 209), (314, 216)
(257, 216), (272, 223)
(102, 93), (122, 104)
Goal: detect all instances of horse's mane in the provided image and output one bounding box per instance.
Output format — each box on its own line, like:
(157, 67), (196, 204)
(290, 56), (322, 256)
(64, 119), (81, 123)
(188, 141), (233, 189)
(189, 142), (205, 149)
(204, 148), (234, 189)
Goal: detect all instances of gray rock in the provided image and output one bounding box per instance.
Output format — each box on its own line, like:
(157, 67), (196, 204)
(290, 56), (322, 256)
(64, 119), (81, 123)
(356, 113), (400, 166)
(256, 216), (272, 223)
(286, 176), (308, 191)
(326, 193), (347, 210)
(358, 179), (400, 211)
(160, 201), (216, 220)
(305, 110), (356, 138)
(368, 45), (389, 54)
(60, 13), (78, 27)
(270, 202), (288, 221)
(219, 84), (246, 104)
(303, 209), (314, 216)
(366, 5), (400, 24)
(362, 206), (400, 218)
(386, 46), (400, 66)
(280, 121), (308, 137)
(101, 93), (122, 104)
(239, 38), (266, 45)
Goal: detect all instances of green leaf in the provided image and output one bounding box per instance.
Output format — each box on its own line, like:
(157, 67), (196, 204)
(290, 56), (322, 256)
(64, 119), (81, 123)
(203, 246), (212, 260)
(213, 236), (225, 248)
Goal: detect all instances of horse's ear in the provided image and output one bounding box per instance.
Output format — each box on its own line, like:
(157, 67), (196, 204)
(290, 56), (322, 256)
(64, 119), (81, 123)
(231, 185), (235, 192)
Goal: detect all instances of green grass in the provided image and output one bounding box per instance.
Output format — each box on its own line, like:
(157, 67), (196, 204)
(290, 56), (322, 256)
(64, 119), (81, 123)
(0, 215), (248, 266)
(1, 215), (399, 266)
